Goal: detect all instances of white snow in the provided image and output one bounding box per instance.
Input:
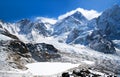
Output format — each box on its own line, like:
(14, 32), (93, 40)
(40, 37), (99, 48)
(58, 8), (101, 20)
(81, 60), (95, 65)
(25, 62), (80, 76)
(35, 17), (57, 24)
(89, 70), (105, 76)
(0, 70), (33, 77)
(0, 34), (12, 40)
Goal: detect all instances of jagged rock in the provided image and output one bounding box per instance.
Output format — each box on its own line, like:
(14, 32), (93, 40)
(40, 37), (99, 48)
(53, 11), (88, 35)
(0, 24), (3, 28)
(66, 28), (81, 44)
(97, 4), (120, 40)
(1, 29), (19, 40)
(73, 70), (83, 76)
(62, 72), (70, 77)
(27, 43), (60, 61)
(27, 43), (59, 53)
(8, 40), (28, 54)
(17, 19), (50, 36)
(0, 22), (19, 40)
(88, 30), (116, 54)
(0, 40), (61, 70)
(5, 40), (60, 61)
(0, 40), (33, 70)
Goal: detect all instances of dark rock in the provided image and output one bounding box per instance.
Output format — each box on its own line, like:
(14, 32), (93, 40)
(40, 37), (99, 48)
(8, 40), (28, 54)
(26, 43), (60, 61)
(73, 70), (86, 77)
(89, 37), (116, 54)
(62, 72), (70, 77)
(27, 43), (58, 53)
(1, 28), (19, 40)
(0, 24), (3, 28)
(73, 70), (82, 76)
(92, 74), (101, 77)
(88, 30), (116, 54)
(114, 75), (117, 77)
(82, 69), (91, 74)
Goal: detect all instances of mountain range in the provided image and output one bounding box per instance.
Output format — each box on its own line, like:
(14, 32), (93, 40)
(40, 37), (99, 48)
(0, 4), (120, 75)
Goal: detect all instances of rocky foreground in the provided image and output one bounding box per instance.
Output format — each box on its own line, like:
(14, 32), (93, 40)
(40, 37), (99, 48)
(61, 68), (117, 77)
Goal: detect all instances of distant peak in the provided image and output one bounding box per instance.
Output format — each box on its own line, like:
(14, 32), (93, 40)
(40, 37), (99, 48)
(103, 4), (120, 16)
(71, 11), (84, 16)
(109, 4), (120, 11)
(35, 17), (57, 25)
(73, 11), (82, 15)
(19, 19), (30, 23)
(112, 4), (120, 9)
(17, 18), (31, 25)
(70, 10), (87, 21)
(71, 11), (83, 17)
(0, 19), (5, 23)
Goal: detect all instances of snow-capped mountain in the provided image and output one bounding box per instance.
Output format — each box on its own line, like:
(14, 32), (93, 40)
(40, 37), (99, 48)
(0, 5), (119, 53)
(16, 19), (52, 40)
(53, 11), (88, 35)
(0, 5), (120, 53)
(0, 18), (55, 42)
(0, 4), (120, 76)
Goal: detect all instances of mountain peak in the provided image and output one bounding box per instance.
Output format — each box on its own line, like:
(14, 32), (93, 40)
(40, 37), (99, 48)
(105, 4), (120, 14)
(0, 19), (5, 24)
(17, 19), (31, 25)
(72, 11), (82, 15)
(71, 11), (88, 21)
(112, 4), (120, 9)
(35, 17), (57, 25)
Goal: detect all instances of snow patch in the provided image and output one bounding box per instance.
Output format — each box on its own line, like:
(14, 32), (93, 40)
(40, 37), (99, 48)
(26, 62), (80, 76)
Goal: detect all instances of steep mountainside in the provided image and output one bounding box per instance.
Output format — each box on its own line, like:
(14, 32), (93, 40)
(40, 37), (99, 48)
(53, 11), (88, 35)
(97, 5), (120, 40)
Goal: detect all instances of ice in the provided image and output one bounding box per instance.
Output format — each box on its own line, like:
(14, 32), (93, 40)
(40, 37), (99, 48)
(25, 62), (80, 76)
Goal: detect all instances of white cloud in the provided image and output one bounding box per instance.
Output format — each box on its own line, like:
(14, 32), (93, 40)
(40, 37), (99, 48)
(34, 8), (101, 24)
(58, 8), (102, 20)
(35, 17), (57, 24)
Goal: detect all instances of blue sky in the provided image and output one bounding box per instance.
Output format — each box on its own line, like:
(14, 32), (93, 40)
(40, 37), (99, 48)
(0, 0), (120, 22)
